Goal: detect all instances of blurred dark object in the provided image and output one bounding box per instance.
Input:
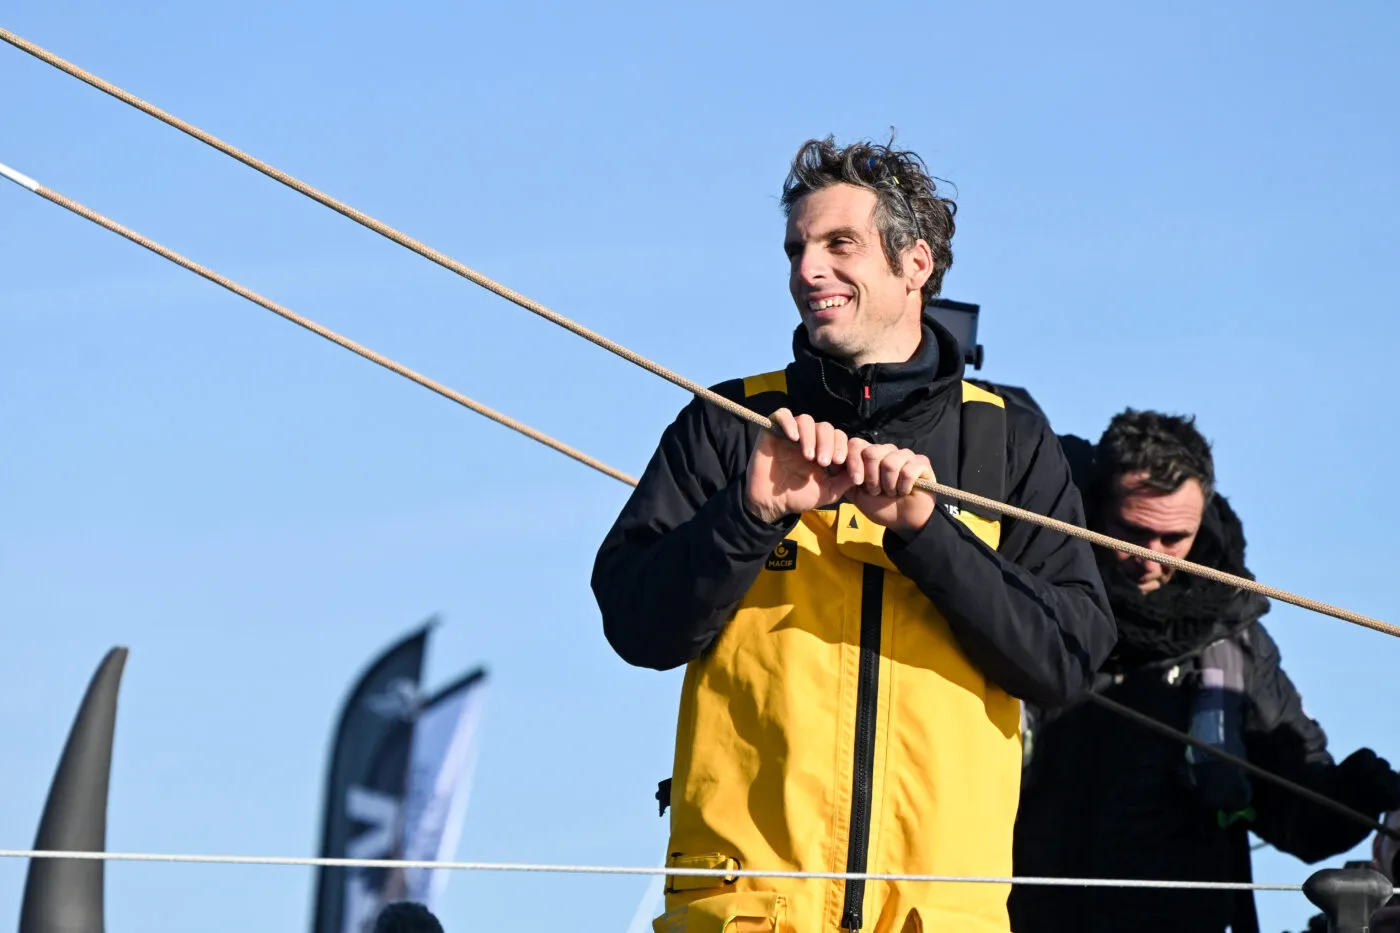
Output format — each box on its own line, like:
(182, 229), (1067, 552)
(1331, 749), (1400, 816)
(373, 901), (445, 933)
(18, 647), (128, 933)
(924, 297), (983, 369)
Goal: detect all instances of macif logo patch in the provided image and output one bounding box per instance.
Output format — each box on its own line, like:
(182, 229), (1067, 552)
(766, 539), (798, 571)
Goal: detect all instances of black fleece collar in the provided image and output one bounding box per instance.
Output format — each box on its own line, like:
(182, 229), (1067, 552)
(785, 312), (966, 441)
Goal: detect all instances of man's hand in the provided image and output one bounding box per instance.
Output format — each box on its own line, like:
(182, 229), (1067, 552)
(745, 411), (937, 534)
(845, 438), (937, 535)
(1335, 748), (1400, 815)
(745, 409), (855, 522)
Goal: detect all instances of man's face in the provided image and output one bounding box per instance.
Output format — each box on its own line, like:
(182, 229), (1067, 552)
(1099, 472), (1206, 594)
(785, 183), (927, 367)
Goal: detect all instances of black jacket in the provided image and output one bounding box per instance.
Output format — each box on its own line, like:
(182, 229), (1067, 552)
(591, 316), (1116, 708)
(1010, 436), (1380, 933)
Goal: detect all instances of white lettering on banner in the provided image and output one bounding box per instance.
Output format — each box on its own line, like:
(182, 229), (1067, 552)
(342, 786), (403, 933)
(344, 874), (382, 933)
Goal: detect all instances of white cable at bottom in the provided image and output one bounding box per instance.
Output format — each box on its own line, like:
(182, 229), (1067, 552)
(0, 849), (1302, 892)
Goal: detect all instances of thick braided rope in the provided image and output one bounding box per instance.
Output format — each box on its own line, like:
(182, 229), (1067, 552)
(933, 486), (1397, 636)
(0, 28), (716, 400)
(6, 161), (1398, 830)
(0, 28), (1393, 635)
(6, 175), (633, 487)
(0, 145), (1392, 638)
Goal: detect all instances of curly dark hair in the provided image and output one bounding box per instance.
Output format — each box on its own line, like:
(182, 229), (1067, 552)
(373, 901), (445, 933)
(780, 135), (958, 301)
(1096, 409), (1215, 503)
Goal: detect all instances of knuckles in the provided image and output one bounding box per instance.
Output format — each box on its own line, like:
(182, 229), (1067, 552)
(761, 415), (929, 495)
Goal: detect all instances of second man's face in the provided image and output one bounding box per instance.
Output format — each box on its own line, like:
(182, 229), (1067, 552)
(1100, 474), (1206, 594)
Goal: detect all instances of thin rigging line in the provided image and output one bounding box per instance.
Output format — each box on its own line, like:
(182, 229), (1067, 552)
(1087, 692), (1400, 842)
(0, 849), (1304, 891)
(1, 27), (1389, 638)
(0, 164), (634, 487)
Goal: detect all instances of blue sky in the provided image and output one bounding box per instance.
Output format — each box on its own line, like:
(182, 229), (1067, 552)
(2, 2), (1397, 931)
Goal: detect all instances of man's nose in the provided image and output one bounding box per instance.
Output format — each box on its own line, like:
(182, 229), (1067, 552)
(796, 249), (829, 284)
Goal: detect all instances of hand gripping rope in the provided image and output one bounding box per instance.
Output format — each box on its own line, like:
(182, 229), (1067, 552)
(2, 155), (1398, 850)
(0, 24), (1392, 640)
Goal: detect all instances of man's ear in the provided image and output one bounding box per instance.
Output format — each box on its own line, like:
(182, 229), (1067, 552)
(904, 239), (934, 294)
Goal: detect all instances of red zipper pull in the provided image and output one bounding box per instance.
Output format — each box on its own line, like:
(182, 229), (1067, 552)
(863, 385), (871, 400)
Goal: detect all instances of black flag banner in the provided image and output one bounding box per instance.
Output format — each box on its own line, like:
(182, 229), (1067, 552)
(311, 621), (489, 933)
(311, 625), (430, 933)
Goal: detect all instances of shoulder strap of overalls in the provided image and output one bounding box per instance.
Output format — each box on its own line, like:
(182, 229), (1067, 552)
(957, 381), (1009, 550)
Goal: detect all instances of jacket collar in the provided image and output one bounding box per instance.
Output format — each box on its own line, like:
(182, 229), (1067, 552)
(786, 311), (966, 438)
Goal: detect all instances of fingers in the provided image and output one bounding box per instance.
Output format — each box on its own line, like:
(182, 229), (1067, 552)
(770, 409), (849, 467)
(862, 442), (896, 493)
(795, 413), (817, 459)
(852, 444), (933, 497)
(771, 408), (800, 443)
(896, 455), (934, 497)
(813, 420), (834, 466)
(846, 437), (869, 486)
(830, 429), (849, 469)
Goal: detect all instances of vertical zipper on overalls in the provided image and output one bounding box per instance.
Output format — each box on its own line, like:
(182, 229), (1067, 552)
(841, 563), (884, 931)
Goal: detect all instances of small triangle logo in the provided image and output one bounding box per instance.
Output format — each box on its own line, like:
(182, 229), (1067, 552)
(848, 514), (859, 529)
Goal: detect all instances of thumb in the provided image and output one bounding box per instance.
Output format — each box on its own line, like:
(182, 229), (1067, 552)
(822, 465), (858, 500)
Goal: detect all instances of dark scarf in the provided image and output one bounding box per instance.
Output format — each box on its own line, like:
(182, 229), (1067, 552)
(1102, 494), (1270, 669)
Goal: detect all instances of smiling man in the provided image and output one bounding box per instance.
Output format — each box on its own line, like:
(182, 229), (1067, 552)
(592, 136), (1115, 933)
(1012, 411), (1400, 933)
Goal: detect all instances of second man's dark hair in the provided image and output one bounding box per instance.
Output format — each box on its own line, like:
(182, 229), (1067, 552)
(1096, 409), (1216, 503)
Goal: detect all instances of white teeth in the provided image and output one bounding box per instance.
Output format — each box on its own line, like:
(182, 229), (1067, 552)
(809, 296), (849, 311)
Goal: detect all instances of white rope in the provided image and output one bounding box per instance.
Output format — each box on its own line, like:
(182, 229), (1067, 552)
(0, 160), (40, 192)
(0, 850), (1302, 891)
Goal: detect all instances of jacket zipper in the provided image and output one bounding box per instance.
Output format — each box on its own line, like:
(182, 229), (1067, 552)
(841, 563), (883, 931)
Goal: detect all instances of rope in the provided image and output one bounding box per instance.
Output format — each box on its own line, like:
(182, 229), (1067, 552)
(3, 28), (1392, 908)
(2, 28), (1391, 640)
(2, 113), (1392, 901)
(1086, 692), (1400, 842)
(0, 165), (634, 487)
(3, 161), (1390, 843)
(0, 849), (1302, 891)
